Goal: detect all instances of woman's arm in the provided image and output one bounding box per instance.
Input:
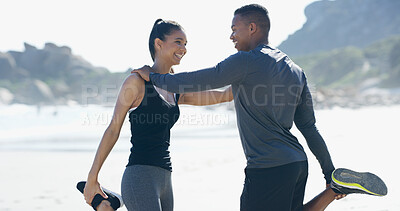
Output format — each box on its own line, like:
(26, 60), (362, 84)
(84, 73), (144, 205)
(178, 86), (233, 106)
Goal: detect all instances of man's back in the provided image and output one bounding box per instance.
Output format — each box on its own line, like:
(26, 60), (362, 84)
(231, 44), (308, 168)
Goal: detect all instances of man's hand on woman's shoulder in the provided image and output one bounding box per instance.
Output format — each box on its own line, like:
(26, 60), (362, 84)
(131, 65), (153, 81)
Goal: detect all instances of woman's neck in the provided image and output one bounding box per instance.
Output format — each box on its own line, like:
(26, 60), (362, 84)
(152, 60), (172, 74)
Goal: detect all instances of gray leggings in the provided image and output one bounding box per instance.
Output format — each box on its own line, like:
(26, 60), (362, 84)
(121, 165), (173, 211)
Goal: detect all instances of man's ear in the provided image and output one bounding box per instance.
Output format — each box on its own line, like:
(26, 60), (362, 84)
(155, 38), (163, 50)
(249, 23), (257, 35)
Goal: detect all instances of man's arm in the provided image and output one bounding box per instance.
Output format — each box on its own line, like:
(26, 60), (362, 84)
(294, 81), (335, 184)
(137, 51), (248, 93)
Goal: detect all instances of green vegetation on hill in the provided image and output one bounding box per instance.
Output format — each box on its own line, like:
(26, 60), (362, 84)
(292, 35), (400, 89)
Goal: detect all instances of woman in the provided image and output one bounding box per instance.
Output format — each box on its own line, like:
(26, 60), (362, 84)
(83, 19), (233, 211)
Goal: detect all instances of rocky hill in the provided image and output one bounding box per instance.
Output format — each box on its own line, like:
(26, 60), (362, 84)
(279, 0), (400, 56)
(276, 0), (400, 108)
(0, 43), (127, 105)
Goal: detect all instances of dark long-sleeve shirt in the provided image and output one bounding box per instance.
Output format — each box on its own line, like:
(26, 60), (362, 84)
(149, 44), (335, 182)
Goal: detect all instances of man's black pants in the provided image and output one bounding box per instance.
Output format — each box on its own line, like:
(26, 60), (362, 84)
(240, 161), (308, 211)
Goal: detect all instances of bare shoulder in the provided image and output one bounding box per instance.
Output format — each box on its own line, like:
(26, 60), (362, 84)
(123, 73), (145, 89)
(118, 73), (146, 108)
(126, 72), (144, 83)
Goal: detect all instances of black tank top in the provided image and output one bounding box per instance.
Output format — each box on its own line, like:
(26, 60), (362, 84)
(127, 80), (180, 171)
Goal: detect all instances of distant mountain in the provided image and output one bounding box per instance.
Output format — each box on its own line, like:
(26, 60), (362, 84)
(274, 0), (400, 108)
(0, 43), (127, 105)
(279, 0), (400, 57)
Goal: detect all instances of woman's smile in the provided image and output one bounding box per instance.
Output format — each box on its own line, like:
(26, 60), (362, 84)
(174, 52), (185, 60)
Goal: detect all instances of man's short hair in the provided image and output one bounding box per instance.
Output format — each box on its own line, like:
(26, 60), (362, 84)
(234, 4), (270, 35)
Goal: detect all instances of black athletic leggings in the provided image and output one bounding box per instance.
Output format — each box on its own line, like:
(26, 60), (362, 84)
(240, 161), (308, 211)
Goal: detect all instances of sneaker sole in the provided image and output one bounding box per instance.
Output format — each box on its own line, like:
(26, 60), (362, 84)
(332, 168), (388, 196)
(76, 181), (123, 209)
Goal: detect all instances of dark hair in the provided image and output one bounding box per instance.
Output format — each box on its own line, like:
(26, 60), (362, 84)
(149, 19), (183, 62)
(234, 4), (270, 37)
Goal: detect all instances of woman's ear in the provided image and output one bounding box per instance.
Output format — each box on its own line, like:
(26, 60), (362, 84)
(155, 38), (163, 51)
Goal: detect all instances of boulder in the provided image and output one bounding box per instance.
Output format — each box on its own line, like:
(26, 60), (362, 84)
(0, 87), (14, 105)
(44, 42), (72, 55)
(0, 52), (16, 78)
(18, 79), (55, 104)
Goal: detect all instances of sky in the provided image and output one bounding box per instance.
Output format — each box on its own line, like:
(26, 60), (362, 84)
(0, 0), (319, 73)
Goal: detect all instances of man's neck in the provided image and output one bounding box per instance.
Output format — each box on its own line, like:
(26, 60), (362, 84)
(249, 37), (269, 51)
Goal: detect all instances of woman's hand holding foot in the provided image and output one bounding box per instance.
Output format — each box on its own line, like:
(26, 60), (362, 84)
(84, 179), (108, 206)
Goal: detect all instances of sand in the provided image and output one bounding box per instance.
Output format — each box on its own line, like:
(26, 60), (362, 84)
(1, 105), (399, 210)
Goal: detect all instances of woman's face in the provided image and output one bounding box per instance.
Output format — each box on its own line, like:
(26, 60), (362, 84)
(157, 29), (187, 66)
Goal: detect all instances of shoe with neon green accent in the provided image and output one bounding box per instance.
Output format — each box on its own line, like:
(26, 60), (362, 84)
(331, 168), (387, 196)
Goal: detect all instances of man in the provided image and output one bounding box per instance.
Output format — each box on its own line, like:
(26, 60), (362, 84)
(133, 4), (387, 210)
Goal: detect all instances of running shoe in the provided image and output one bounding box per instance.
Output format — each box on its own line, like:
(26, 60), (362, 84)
(76, 181), (124, 210)
(331, 168), (387, 196)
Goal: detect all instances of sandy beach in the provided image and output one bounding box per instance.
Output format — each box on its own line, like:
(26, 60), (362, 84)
(0, 105), (399, 210)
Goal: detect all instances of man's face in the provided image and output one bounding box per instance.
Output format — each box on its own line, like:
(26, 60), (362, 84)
(230, 15), (251, 52)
